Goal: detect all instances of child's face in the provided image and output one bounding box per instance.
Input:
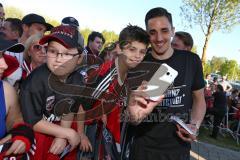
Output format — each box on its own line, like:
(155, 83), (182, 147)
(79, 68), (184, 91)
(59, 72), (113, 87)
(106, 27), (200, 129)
(0, 52), (8, 79)
(120, 41), (147, 69)
(46, 41), (83, 77)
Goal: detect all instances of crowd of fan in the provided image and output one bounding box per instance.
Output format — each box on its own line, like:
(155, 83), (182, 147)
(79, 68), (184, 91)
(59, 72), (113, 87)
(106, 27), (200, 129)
(204, 74), (240, 139)
(0, 3), (225, 160)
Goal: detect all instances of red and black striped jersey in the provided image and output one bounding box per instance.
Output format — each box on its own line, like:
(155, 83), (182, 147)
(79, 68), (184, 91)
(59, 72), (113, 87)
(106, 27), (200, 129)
(84, 59), (128, 143)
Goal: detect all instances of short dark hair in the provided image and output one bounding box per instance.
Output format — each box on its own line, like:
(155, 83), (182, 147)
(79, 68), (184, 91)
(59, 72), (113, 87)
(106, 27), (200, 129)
(213, 77), (218, 82)
(145, 7), (173, 28)
(217, 84), (224, 92)
(5, 18), (23, 37)
(119, 24), (149, 49)
(174, 31), (194, 49)
(87, 31), (105, 46)
(232, 89), (239, 95)
(0, 3), (3, 7)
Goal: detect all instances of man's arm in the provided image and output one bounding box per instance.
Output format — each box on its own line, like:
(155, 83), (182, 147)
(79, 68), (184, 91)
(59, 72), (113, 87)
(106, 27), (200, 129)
(176, 88), (206, 142)
(190, 88), (206, 129)
(226, 82), (232, 92)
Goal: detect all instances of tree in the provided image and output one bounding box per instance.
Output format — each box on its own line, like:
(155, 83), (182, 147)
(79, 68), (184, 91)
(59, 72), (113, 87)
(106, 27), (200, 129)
(220, 60), (238, 80)
(236, 66), (240, 80)
(191, 45), (197, 54)
(80, 29), (119, 47)
(5, 6), (24, 19)
(5, 6), (57, 29)
(45, 17), (60, 28)
(180, 0), (240, 63)
(80, 28), (92, 46)
(203, 60), (211, 77)
(210, 56), (226, 73)
(101, 30), (118, 45)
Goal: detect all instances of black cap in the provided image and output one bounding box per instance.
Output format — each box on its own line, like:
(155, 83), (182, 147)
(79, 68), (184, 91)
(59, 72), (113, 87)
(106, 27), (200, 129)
(61, 17), (79, 28)
(0, 38), (24, 53)
(22, 13), (53, 31)
(39, 25), (84, 49)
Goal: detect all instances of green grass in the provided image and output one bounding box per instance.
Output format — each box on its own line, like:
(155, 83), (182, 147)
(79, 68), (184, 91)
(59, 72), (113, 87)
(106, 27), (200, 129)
(198, 127), (240, 151)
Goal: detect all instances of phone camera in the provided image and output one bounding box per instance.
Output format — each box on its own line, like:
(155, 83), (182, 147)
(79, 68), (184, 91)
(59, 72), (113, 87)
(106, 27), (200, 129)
(166, 72), (170, 76)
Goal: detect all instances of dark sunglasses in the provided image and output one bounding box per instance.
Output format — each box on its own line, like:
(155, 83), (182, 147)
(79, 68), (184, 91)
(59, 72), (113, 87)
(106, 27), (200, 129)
(104, 42), (118, 51)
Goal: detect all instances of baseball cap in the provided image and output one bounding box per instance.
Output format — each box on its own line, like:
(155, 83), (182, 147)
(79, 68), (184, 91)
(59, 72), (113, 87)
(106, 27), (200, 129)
(22, 13), (53, 31)
(39, 25), (84, 49)
(61, 17), (79, 28)
(0, 38), (24, 53)
(2, 54), (22, 85)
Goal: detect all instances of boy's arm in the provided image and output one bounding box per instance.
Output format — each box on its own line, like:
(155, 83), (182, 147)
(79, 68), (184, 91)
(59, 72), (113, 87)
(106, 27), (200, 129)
(76, 105), (93, 152)
(33, 119), (80, 150)
(76, 105), (85, 134)
(4, 81), (23, 131)
(48, 113), (75, 155)
(61, 113), (74, 128)
(33, 120), (74, 139)
(2, 81), (34, 156)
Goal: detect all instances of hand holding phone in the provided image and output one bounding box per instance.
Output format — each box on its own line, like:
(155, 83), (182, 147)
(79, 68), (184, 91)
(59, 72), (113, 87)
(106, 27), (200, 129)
(143, 63), (178, 101)
(170, 116), (197, 136)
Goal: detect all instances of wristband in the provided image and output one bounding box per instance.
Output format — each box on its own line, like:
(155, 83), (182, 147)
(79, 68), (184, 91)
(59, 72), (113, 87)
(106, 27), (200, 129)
(9, 123), (35, 151)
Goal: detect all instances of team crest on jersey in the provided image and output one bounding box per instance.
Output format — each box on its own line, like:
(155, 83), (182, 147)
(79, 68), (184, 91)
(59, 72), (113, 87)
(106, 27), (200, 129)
(46, 96), (55, 111)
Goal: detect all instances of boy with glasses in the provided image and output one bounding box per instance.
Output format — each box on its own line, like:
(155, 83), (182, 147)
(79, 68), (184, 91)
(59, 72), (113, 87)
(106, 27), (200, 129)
(20, 25), (85, 159)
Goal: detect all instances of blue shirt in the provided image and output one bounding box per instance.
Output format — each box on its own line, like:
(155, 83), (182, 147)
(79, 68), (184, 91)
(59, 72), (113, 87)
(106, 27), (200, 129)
(0, 80), (7, 138)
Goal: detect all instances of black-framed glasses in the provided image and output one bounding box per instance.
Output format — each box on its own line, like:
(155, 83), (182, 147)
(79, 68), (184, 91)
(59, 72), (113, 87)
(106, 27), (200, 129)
(47, 48), (80, 59)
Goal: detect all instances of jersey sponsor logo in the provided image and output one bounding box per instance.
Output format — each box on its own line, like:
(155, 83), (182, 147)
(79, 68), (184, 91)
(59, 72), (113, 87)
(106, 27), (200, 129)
(46, 96), (55, 111)
(43, 114), (61, 122)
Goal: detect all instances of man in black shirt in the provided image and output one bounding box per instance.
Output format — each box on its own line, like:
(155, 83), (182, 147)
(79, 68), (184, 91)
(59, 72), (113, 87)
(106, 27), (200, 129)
(127, 7), (206, 160)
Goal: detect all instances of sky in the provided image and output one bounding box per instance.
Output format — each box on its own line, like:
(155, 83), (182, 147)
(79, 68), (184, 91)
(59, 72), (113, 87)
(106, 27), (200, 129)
(2, 0), (240, 63)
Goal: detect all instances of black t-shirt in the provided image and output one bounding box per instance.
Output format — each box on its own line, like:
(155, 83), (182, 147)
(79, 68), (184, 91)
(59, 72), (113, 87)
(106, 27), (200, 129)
(132, 49), (205, 155)
(20, 64), (85, 125)
(213, 91), (227, 111)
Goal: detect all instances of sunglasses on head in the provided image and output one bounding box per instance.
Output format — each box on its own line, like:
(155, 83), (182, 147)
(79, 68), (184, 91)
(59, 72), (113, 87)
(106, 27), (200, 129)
(104, 42), (118, 51)
(32, 44), (46, 52)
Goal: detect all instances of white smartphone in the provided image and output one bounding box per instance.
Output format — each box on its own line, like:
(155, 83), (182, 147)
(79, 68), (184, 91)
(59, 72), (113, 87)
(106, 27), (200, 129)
(143, 63), (178, 101)
(170, 115), (197, 136)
